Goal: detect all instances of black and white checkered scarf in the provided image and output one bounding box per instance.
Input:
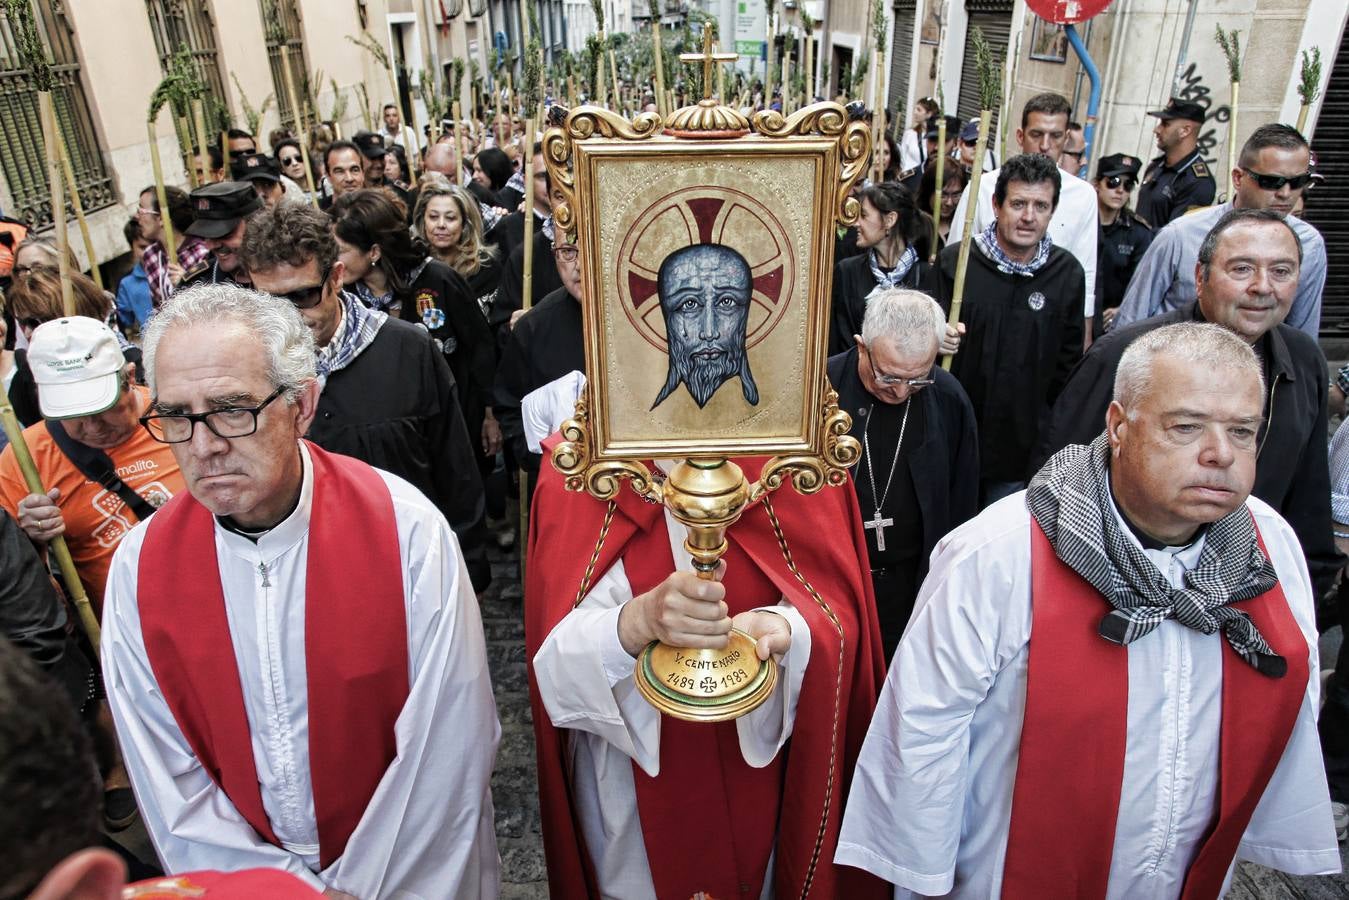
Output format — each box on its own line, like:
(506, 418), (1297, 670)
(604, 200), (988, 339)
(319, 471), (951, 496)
(1026, 435), (1286, 677)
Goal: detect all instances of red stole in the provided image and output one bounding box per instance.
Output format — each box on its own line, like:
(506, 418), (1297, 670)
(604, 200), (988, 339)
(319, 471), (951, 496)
(525, 438), (890, 900)
(622, 521), (784, 900)
(138, 441), (408, 869)
(1002, 520), (1308, 900)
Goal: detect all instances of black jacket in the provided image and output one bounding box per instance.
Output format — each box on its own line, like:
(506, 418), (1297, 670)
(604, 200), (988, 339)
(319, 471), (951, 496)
(1034, 303), (1342, 595)
(925, 242), (1085, 482)
(494, 286), (585, 471)
(828, 348), (980, 588)
(307, 318), (491, 591)
(493, 229), (562, 345)
(829, 253), (933, 355)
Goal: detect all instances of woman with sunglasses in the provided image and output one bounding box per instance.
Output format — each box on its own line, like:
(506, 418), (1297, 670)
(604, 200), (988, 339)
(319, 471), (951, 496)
(273, 138), (314, 203)
(1092, 154), (1154, 336)
(329, 189), (501, 465)
(829, 181), (934, 354)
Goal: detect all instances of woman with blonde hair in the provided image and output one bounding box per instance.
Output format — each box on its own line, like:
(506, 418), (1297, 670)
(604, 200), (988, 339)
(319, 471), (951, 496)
(413, 175), (503, 318)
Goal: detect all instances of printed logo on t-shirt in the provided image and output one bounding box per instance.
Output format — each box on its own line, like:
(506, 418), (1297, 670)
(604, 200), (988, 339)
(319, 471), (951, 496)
(89, 479), (175, 548)
(1027, 292), (1047, 312)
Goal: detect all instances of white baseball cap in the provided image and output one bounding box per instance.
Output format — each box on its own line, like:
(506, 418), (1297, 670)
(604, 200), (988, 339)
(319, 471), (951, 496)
(27, 317), (126, 419)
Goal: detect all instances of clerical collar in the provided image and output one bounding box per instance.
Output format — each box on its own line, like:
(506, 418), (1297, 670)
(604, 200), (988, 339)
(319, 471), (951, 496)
(1106, 475), (1206, 552)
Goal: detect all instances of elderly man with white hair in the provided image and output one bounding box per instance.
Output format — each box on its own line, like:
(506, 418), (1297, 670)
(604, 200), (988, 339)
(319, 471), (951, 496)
(836, 321), (1339, 898)
(827, 288), (979, 660)
(100, 283), (501, 899)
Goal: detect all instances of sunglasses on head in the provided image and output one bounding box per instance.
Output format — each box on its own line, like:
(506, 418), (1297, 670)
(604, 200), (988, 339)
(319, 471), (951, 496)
(1104, 175), (1137, 191)
(1241, 168), (1313, 191)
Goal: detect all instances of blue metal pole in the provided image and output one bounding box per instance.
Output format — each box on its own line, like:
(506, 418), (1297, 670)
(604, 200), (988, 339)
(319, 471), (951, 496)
(1065, 24), (1102, 167)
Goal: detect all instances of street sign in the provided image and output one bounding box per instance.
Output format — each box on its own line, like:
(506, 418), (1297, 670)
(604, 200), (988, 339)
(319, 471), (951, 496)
(1025, 0), (1113, 25)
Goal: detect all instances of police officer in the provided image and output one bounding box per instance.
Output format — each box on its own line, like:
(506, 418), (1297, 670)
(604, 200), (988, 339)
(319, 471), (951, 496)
(1093, 153), (1153, 336)
(1135, 97), (1216, 227)
(353, 129), (411, 208)
(179, 181), (262, 290)
(229, 151), (285, 209)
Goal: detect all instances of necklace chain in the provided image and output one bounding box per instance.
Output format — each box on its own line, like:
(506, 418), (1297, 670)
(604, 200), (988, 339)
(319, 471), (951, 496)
(862, 400), (910, 514)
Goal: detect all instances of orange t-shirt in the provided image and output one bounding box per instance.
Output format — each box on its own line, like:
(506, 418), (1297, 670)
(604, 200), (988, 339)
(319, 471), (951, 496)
(0, 387), (183, 615)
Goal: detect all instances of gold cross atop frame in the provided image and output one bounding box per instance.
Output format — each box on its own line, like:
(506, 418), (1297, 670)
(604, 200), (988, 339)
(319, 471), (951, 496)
(680, 22), (739, 102)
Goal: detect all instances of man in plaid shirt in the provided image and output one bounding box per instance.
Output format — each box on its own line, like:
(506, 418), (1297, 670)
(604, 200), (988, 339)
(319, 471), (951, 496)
(136, 185), (210, 309)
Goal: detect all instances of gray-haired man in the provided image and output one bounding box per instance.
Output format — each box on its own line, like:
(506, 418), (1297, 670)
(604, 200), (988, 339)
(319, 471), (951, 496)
(827, 288), (979, 658)
(101, 283), (500, 899)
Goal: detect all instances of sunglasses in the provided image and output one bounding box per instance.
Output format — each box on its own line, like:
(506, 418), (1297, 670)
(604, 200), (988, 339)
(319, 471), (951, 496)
(273, 266), (332, 309)
(1241, 168), (1313, 191)
(279, 155), (302, 166)
(1104, 176), (1137, 191)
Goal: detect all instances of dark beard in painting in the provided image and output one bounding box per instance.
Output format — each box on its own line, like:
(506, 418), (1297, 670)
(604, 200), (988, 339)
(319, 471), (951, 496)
(652, 338), (759, 410)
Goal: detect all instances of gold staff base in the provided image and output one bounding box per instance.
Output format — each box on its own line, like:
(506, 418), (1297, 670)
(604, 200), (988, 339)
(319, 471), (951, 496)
(553, 391), (859, 723)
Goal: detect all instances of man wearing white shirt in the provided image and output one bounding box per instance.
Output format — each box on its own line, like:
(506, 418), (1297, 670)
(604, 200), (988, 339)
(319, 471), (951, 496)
(525, 412), (889, 899)
(949, 93), (1099, 329)
(101, 283), (500, 900)
(836, 322), (1340, 898)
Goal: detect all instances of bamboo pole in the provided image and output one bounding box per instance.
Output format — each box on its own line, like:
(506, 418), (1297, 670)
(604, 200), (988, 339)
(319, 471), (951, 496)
(929, 116), (946, 263)
(452, 100), (462, 184)
(221, 129), (230, 175)
(178, 113), (198, 188)
(1216, 27), (1242, 203)
(941, 109), (991, 371)
(38, 94), (74, 315)
(609, 45), (620, 109)
(146, 119), (178, 263)
(56, 139), (102, 291)
(569, 74), (578, 109)
(191, 97), (210, 184)
(804, 31), (813, 102)
(0, 400), (99, 653)
(1226, 81), (1239, 201)
(653, 21), (666, 118)
(279, 46), (320, 207)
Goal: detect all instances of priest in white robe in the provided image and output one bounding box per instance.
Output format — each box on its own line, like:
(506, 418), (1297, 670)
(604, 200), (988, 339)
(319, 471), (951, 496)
(836, 322), (1341, 898)
(523, 378), (890, 899)
(102, 283), (500, 900)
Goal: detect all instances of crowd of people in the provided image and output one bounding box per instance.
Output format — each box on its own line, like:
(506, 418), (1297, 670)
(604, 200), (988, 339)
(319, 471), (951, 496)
(1, 83), (1346, 900)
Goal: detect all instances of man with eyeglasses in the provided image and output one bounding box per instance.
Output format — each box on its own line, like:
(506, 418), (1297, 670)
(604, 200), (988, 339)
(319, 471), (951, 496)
(827, 289), (978, 659)
(241, 201), (491, 592)
(1058, 121), (1087, 178)
(1136, 97), (1216, 228)
(1037, 208), (1339, 600)
(1093, 154), (1154, 336)
(495, 229), (585, 477)
(1114, 123), (1325, 338)
(100, 283), (501, 898)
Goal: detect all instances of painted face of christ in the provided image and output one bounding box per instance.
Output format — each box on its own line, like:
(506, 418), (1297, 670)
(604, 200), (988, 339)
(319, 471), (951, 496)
(652, 243), (759, 410)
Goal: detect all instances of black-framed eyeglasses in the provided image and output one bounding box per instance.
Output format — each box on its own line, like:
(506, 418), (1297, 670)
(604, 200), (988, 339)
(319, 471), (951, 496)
(1241, 168), (1313, 191)
(12, 264), (51, 279)
(140, 386), (288, 444)
(1104, 175), (1137, 191)
(864, 345), (935, 389)
(273, 266), (332, 309)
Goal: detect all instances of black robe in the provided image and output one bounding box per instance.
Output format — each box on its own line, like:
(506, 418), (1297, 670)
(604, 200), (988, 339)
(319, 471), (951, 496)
(307, 317), (491, 591)
(494, 286), (585, 472)
(828, 348), (980, 658)
(404, 259), (497, 455)
(924, 243), (1084, 484)
(493, 229), (562, 342)
(1033, 303), (1342, 596)
(829, 252), (934, 355)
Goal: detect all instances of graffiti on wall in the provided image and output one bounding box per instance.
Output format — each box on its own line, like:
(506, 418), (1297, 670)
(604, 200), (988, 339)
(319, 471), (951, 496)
(1174, 62), (1232, 166)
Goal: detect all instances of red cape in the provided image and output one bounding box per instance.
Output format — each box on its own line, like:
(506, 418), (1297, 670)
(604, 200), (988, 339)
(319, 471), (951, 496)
(525, 437), (889, 899)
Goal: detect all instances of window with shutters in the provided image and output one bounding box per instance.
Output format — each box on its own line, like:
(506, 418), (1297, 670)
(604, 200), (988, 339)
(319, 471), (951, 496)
(888, 0), (916, 130)
(956, 0), (1012, 132)
(1303, 37), (1349, 338)
(144, 0), (228, 130)
(258, 0), (311, 131)
(0, 0), (113, 229)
